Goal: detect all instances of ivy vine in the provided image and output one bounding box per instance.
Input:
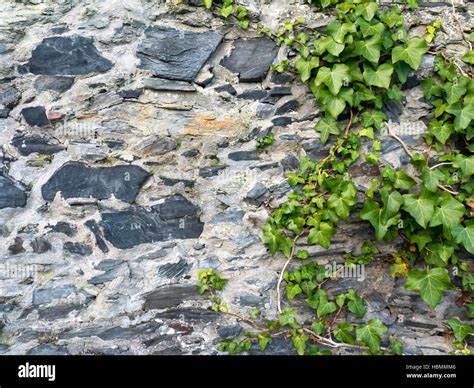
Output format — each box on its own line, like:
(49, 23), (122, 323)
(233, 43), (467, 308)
(194, 0), (474, 355)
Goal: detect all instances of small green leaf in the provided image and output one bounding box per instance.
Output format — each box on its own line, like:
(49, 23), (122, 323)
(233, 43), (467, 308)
(448, 318), (472, 342)
(392, 37), (429, 70)
(406, 268), (453, 308)
(314, 117), (340, 145)
(356, 318), (388, 353)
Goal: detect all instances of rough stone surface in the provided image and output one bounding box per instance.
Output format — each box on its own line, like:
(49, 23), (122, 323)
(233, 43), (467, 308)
(26, 35), (113, 75)
(0, 0), (470, 356)
(41, 162), (150, 203)
(137, 26), (222, 81)
(221, 38), (279, 82)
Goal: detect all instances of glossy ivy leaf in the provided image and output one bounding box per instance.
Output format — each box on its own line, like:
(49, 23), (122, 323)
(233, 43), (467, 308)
(428, 119), (454, 144)
(453, 154), (474, 177)
(258, 333), (272, 352)
(328, 193), (357, 219)
(317, 293), (337, 318)
(279, 307), (299, 329)
(391, 37), (429, 70)
(326, 21), (357, 44)
(314, 64), (351, 95)
(421, 167), (444, 191)
(315, 36), (345, 57)
(355, 2), (379, 22)
(295, 56), (320, 82)
(451, 221), (474, 254)
(355, 318), (388, 354)
(204, 0), (212, 9)
(389, 336), (404, 355)
(334, 322), (355, 345)
(410, 230), (433, 251)
(448, 318), (472, 342)
(347, 295), (366, 319)
(292, 333), (308, 355)
(361, 110), (386, 131)
(406, 268), (452, 308)
(355, 34), (382, 63)
(286, 282), (302, 300)
(424, 243), (454, 267)
(446, 101), (474, 131)
(429, 194), (465, 229)
(324, 94), (346, 119)
(314, 117), (340, 144)
(393, 170), (416, 190)
(462, 51), (474, 65)
(421, 78), (443, 100)
(402, 191), (437, 229)
(363, 63), (393, 89)
(307, 222), (335, 249)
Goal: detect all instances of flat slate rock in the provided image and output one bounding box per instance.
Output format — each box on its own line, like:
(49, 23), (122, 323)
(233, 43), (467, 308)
(21, 106), (50, 127)
(137, 26), (222, 82)
(100, 194), (204, 249)
(26, 35), (113, 75)
(11, 134), (65, 156)
(0, 173), (27, 209)
(221, 37), (278, 82)
(41, 161), (149, 203)
(143, 284), (204, 310)
(34, 75), (75, 92)
(143, 78), (196, 92)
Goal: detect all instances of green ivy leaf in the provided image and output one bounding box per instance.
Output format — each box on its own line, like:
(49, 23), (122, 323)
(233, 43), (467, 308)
(451, 221), (474, 254)
(279, 308), (299, 329)
(317, 293), (337, 318)
(446, 102), (474, 131)
(307, 222), (335, 249)
(334, 322), (355, 345)
(392, 37), (429, 70)
(286, 282), (302, 300)
(204, 0), (213, 9)
(402, 191), (437, 229)
(355, 34), (382, 63)
(295, 56), (320, 82)
(453, 154), (474, 177)
(363, 63), (394, 89)
(421, 167), (444, 191)
(393, 170), (416, 190)
(356, 318), (388, 353)
(429, 194), (465, 229)
(258, 333), (272, 352)
(461, 51), (474, 65)
(314, 64), (351, 95)
(448, 318), (472, 342)
(406, 268), (453, 308)
(428, 119), (454, 144)
(314, 117), (340, 144)
(292, 333), (308, 355)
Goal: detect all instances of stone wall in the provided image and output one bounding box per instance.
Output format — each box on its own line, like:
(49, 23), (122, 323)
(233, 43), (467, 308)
(0, 0), (472, 355)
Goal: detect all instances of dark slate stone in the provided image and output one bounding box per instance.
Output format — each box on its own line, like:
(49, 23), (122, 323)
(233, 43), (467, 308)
(48, 221), (77, 237)
(0, 85), (21, 109)
(280, 153), (300, 172)
(100, 194), (204, 249)
(383, 100), (403, 123)
(85, 219), (109, 253)
(228, 151), (259, 161)
(34, 75), (75, 92)
(275, 100), (299, 115)
(118, 88), (143, 99)
(158, 258), (190, 279)
(236, 294), (269, 307)
(33, 285), (80, 305)
(30, 237), (52, 253)
(137, 26), (222, 81)
(198, 165), (226, 178)
(401, 75), (420, 90)
(88, 260), (123, 285)
(210, 210), (244, 224)
(26, 35), (113, 75)
(38, 303), (83, 320)
(271, 116), (293, 126)
(159, 176), (195, 188)
(143, 284), (204, 310)
(8, 236), (25, 254)
(220, 37), (278, 82)
(245, 182), (269, 206)
(236, 90), (268, 100)
(217, 325), (243, 339)
(143, 78), (195, 92)
(214, 84), (237, 96)
(63, 242), (93, 256)
(41, 161), (150, 203)
(20, 106), (50, 127)
(181, 150), (199, 158)
(0, 173), (27, 209)
(11, 134), (64, 156)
